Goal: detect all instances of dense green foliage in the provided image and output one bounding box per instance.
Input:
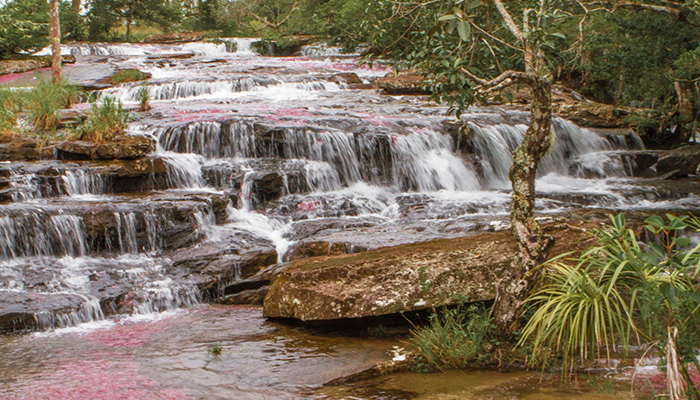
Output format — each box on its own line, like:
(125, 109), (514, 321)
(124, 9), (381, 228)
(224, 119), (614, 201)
(0, 0), (50, 59)
(86, 0), (181, 41)
(520, 214), (700, 394)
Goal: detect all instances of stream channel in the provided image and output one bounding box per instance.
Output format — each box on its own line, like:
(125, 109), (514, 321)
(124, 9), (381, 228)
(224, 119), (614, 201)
(0, 39), (697, 399)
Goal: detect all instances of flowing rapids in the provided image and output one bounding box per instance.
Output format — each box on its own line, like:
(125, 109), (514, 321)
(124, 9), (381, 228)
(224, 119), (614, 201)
(0, 38), (693, 399)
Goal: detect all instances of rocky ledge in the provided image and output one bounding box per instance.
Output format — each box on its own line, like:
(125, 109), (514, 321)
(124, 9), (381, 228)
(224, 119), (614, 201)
(0, 55), (77, 76)
(263, 222), (593, 321)
(56, 135), (155, 161)
(142, 31), (205, 44)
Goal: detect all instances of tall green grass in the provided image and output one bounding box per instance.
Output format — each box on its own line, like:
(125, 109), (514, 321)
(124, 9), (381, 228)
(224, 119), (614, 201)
(0, 87), (24, 139)
(22, 78), (80, 133)
(74, 95), (130, 143)
(410, 305), (493, 370)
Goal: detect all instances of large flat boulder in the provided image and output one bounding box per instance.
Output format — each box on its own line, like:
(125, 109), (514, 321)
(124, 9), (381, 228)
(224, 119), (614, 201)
(263, 223), (590, 321)
(0, 138), (55, 161)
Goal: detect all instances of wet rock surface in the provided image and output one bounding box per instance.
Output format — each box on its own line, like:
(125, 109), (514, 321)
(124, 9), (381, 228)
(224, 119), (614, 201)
(1, 40), (700, 335)
(56, 135), (155, 161)
(656, 145), (700, 178)
(0, 55), (76, 76)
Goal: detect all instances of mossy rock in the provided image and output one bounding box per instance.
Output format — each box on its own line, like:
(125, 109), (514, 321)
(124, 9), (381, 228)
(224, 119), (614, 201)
(109, 69), (152, 84)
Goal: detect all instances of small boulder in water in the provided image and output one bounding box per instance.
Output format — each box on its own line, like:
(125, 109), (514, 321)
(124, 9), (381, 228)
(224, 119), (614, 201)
(142, 31), (205, 44)
(656, 145), (700, 178)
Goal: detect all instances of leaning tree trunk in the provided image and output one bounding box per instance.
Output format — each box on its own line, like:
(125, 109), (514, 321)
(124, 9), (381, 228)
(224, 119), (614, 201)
(675, 81), (694, 143)
(72, 0), (81, 18)
(50, 0), (62, 84)
(492, 75), (555, 335)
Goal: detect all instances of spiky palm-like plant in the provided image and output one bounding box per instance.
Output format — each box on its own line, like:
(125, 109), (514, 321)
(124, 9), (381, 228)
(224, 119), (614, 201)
(520, 214), (700, 399)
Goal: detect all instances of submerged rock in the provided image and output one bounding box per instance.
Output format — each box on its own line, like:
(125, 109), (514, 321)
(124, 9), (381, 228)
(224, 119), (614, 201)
(263, 223), (590, 321)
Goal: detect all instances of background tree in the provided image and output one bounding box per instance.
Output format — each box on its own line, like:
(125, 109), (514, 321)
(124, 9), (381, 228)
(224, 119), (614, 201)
(365, 0), (570, 335)
(50, 0), (62, 83)
(86, 0), (181, 41)
(0, 0), (49, 59)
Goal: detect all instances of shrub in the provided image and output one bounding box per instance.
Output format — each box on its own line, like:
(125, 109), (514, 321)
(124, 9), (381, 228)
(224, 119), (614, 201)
(0, 86), (24, 139)
(21, 78), (80, 133)
(410, 304), (493, 370)
(520, 213), (700, 398)
(136, 83), (151, 112)
(74, 95), (130, 143)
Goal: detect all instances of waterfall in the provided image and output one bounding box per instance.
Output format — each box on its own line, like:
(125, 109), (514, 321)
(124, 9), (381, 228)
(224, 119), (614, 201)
(62, 170), (106, 197)
(158, 121), (257, 159)
(467, 118), (631, 187)
(34, 297), (105, 331)
(304, 161), (343, 192)
(115, 212), (139, 254)
(239, 171), (255, 211)
(0, 213), (88, 259)
(161, 152), (206, 189)
(123, 78), (259, 101)
(284, 128), (363, 185)
(131, 281), (201, 315)
(234, 38), (256, 55)
(391, 129), (481, 192)
(8, 172), (40, 202)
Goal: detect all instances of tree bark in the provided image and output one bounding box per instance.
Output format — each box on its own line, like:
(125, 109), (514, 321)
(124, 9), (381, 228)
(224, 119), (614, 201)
(72, 0), (81, 18)
(492, 75), (555, 336)
(487, 0), (556, 337)
(49, 0), (62, 84)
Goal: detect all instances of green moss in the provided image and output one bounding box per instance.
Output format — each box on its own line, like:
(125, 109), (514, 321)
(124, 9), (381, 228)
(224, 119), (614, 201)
(110, 69), (149, 84)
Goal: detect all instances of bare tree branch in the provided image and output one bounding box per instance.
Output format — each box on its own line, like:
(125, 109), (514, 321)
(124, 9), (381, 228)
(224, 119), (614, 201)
(460, 68), (534, 92)
(249, 2), (299, 30)
(492, 0), (524, 43)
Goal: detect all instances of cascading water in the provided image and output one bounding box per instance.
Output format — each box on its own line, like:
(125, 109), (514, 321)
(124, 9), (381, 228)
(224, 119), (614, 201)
(3, 37), (698, 337)
(391, 129), (480, 192)
(61, 170), (106, 197)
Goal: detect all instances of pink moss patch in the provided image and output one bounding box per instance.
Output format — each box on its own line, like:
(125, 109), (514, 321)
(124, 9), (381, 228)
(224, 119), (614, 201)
(85, 316), (179, 348)
(10, 359), (191, 400)
(0, 68), (51, 85)
(641, 368), (700, 394)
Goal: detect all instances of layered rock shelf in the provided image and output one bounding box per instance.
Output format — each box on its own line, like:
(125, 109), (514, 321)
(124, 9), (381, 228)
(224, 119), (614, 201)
(1, 39), (699, 335)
